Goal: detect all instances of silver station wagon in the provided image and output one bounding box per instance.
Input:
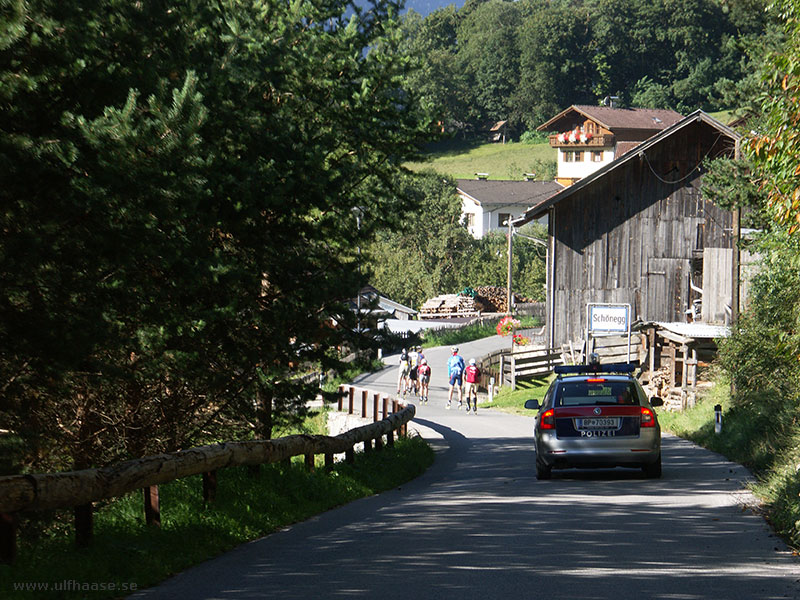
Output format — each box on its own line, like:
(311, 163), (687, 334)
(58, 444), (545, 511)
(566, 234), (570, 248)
(524, 357), (663, 480)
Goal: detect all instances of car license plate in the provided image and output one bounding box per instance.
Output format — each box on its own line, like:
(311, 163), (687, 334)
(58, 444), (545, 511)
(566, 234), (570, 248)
(577, 417), (619, 429)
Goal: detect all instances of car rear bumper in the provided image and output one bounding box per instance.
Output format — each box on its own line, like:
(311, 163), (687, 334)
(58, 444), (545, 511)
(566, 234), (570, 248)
(535, 430), (661, 469)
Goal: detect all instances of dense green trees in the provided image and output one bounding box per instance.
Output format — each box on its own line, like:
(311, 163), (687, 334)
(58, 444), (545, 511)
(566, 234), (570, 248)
(709, 0), (800, 545)
(367, 172), (547, 310)
(402, 0), (776, 134)
(0, 0), (430, 472)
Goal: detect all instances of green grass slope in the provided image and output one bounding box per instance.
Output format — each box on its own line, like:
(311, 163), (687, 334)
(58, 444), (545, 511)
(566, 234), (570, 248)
(406, 139), (555, 180)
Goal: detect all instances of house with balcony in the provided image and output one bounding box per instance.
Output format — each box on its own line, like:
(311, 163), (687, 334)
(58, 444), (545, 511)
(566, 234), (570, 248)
(537, 105), (684, 187)
(457, 177), (563, 239)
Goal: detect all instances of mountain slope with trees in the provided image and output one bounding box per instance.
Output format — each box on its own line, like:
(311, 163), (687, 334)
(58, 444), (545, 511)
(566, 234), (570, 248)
(402, 0), (777, 134)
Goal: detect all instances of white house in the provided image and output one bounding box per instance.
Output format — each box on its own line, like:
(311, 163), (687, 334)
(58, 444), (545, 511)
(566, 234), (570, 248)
(537, 105), (684, 187)
(457, 178), (562, 239)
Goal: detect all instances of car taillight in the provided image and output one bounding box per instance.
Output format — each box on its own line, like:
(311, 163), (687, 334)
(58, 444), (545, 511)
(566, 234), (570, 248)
(540, 408), (555, 430)
(586, 378), (606, 383)
(640, 406), (656, 427)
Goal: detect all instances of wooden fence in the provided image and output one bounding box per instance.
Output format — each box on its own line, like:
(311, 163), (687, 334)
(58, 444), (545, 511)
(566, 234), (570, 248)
(0, 385), (412, 564)
(479, 345), (563, 390)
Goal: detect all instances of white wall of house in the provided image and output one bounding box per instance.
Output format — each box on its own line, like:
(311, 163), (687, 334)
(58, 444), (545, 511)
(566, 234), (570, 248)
(460, 195), (485, 238)
(460, 193), (529, 238)
(558, 147), (615, 180)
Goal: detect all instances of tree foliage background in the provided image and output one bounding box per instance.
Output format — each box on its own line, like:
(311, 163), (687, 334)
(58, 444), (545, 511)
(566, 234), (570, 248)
(0, 0), (430, 472)
(705, 0), (800, 545)
(366, 171), (547, 310)
(402, 0), (776, 133)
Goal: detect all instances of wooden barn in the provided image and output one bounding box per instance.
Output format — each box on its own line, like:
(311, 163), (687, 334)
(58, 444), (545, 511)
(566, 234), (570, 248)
(514, 111), (741, 349)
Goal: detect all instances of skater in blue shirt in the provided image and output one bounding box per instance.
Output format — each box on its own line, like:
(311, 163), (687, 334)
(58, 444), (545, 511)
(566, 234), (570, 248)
(446, 347), (465, 409)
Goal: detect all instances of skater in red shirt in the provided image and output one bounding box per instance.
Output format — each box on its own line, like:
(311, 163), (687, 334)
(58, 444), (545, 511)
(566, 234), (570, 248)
(464, 358), (481, 414)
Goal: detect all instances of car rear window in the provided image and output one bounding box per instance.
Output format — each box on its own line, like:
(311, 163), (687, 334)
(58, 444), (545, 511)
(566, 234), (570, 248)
(555, 380), (639, 407)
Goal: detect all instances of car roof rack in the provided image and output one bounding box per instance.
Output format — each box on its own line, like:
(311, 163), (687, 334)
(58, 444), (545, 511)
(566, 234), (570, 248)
(555, 362), (639, 376)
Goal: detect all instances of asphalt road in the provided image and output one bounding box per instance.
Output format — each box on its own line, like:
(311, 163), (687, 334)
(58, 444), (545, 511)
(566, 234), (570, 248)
(133, 337), (800, 600)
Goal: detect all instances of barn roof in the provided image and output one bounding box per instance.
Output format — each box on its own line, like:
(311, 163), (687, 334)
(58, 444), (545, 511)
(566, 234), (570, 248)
(514, 110), (740, 225)
(537, 105), (684, 133)
(457, 179), (563, 207)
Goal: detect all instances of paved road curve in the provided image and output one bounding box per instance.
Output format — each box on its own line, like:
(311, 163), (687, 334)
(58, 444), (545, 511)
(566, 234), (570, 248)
(134, 337), (800, 600)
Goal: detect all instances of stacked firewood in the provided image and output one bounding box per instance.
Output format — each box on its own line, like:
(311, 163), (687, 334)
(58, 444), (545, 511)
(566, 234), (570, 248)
(419, 294), (478, 316)
(420, 286), (535, 316)
(473, 286), (508, 313)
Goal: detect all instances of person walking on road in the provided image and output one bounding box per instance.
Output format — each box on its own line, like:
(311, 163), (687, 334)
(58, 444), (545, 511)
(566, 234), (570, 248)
(408, 346), (420, 396)
(418, 358), (431, 404)
(446, 347), (465, 410)
(397, 348), (410, 395)
(464, 358), (481, 414)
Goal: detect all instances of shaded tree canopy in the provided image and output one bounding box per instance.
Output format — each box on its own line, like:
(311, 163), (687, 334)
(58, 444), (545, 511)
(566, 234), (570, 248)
(0, 0), (431, 471)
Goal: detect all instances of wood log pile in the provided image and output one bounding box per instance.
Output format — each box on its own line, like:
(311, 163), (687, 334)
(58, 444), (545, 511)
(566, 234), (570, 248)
(419, 286), (536, 316)
(473, 286), (509, 313)
(419, 294), (478, 316)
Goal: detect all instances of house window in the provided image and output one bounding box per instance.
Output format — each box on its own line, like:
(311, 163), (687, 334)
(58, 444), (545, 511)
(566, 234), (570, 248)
(564, 151), (583, 162)
(592, 151), (603, 162)
(498, 213), (511, 227)
(466, 213), (475, 228)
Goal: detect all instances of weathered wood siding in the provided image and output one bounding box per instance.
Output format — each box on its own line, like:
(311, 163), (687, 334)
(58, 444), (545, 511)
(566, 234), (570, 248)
(550, 120), (737, 346)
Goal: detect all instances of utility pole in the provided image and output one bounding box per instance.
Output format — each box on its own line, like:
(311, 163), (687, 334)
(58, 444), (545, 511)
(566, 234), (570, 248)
(506, 218), (513, 315)
(731, 139), (741, 325)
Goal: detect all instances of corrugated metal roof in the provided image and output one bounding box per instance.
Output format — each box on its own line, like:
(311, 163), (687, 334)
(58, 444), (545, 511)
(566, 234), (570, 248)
(655, 322), (730, 339)
(457, 179), (563, 207)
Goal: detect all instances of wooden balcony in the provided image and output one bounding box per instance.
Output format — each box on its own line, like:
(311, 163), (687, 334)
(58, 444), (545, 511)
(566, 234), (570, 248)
(549, 133), (615, 148)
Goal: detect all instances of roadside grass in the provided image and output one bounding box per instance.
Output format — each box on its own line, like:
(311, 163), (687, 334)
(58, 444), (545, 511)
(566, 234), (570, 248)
(657, 376), (800, 549)
(421, 315), (541, 349)
(406, 140), (554, 180)
(0, 430), (434, 599)
(478, 377), (551, 417)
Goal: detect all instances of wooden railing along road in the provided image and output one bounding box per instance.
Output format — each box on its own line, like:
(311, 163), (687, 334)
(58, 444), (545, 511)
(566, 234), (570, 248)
(0, 385), (411, 564)
(479, 345), (563, 390)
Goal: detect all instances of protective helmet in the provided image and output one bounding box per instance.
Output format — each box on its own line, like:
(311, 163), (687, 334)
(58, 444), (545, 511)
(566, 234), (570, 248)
(469, 358), (476, 365)
(421, 358), (427, 364)
(451, 346), (458, 353)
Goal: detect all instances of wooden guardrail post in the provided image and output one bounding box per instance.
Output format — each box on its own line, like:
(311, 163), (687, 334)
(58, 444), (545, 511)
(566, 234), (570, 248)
(386, 428), (394, 447)
(374, 433), (383, 451)
(348, 386), (355, 414)
(1, 512), (16, 564)
(338, 384), (346, 411)
(382, 395), (388, 419)
(361, 389), (368, 418)
(373, 393), (380, 423)
(202, 471), (217, 503)
(143, 486), (160, 527)
(304, 453), (315, 471)
(75, 503), (93, 547)
(510, 356), (517, 390)
(345, 447), (355, 464)
(324, 452), (334, 470)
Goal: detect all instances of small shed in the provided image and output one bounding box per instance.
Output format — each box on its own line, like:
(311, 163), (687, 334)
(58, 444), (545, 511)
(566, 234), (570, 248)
(639, 321), (730, 410)
(488, 120), (510, 143)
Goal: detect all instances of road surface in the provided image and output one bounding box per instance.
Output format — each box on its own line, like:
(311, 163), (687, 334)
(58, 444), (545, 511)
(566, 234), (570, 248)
(134, 337), (800, 599)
